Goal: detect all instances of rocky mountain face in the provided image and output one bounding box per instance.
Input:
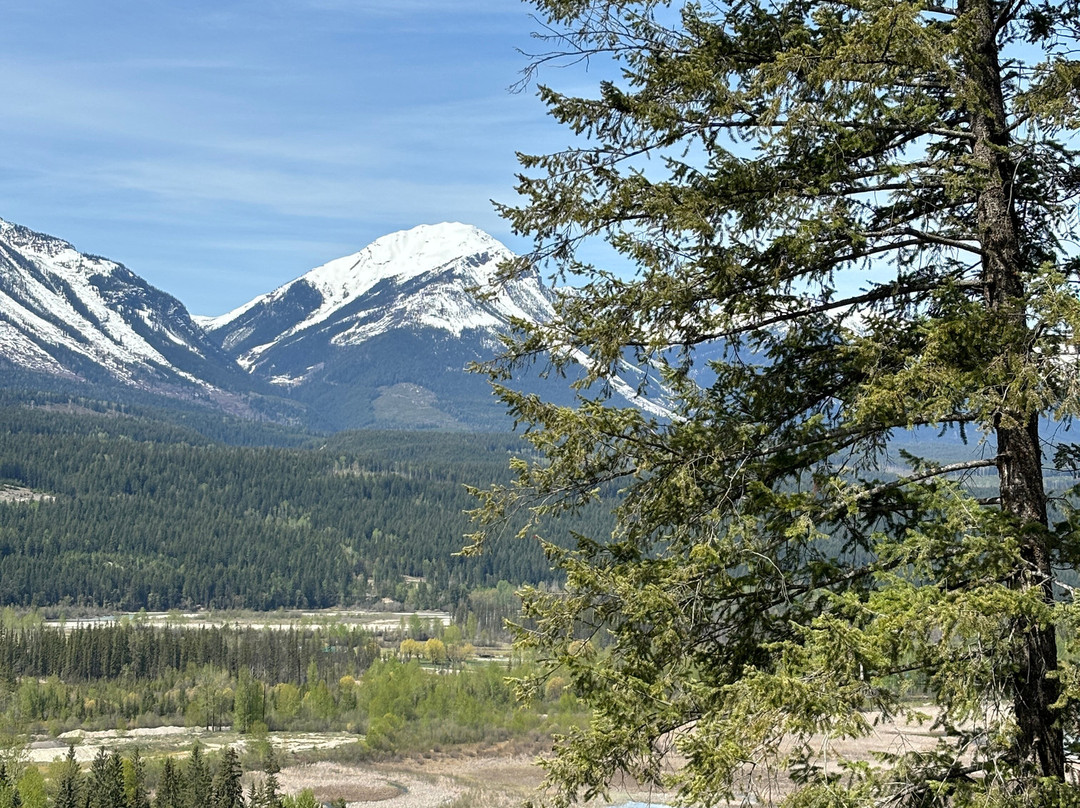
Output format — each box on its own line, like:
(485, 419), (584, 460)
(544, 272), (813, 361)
(0, 218), (263, 416)
(199, 223), (557, 429)
(0, 217), (667, 430)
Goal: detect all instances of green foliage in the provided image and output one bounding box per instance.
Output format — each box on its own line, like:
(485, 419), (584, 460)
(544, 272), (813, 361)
(279, 791), (318, 808)
(259, 750), (281, 808)
(0, 629), (382, 735)
(86, 750), (124, 808)
(0, 764), (21, 808)
(122, 748), (149, 808)
(51, 747), (80, 808)
(0, 659), (582, 807)
(153, 758), (183, 808)
(478, 0), (1080, 805)
(210, 747), (243, 808)
(234, 673), (265, 734)
(0, 621), (379, 732)
(0, 406), (605, 611)
(16, 767), (44, 808)
(350, 657), (583, 755)
(0, 614), (584, 757)
(185, 744), (210, 808)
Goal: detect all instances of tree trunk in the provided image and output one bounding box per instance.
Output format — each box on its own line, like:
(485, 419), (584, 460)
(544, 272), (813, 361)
(965, 0), (1065, 779)
(997, 418), (1063, 777)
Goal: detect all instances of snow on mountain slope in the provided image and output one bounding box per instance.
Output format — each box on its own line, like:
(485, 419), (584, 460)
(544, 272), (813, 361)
(203, 222), (554, 375)
(0, 217), (249, 399)
(202, 222), (672, 429)
(0, 216), (669, 430)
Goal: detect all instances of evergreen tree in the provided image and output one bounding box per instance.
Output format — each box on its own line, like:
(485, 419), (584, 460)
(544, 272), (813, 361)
(184, 744), (210, 808)
(209, 747), (243, 808)
(477, 0), (1080, 805)
(103, 753), (125, 808)
(123, 749), (149, 808)
(87, 750), (124, 808)
(0, 763), (18, 808)
(54, 745), (81, 808)
(152, 759), (183, 808)
(261, 751), (281, 808)
(86, 751), (108, 808)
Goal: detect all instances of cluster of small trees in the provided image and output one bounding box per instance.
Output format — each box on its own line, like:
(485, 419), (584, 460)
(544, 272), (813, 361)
(39, 745), (326, 808)
(396, 636), (475, 667)
(0, 620), (385, 734)
(0, 620), (380, 685)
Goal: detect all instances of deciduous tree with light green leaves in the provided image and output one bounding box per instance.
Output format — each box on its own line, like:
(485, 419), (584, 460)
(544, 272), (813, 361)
(473, 0), (1080, 805)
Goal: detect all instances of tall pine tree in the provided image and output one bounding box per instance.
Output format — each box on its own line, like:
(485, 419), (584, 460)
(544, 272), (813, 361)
(123, 749), (149, 808)
(152, 758), (183, 808)
(184, 744), (210, 808)
(54, 746), (81, 808)
(87, 751), (124, 808)
(210, 748), (243, 808)
(475, 0), (1080, 805)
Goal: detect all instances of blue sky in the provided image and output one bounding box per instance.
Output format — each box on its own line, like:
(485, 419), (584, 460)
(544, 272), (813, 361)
(0, 1), (569, 315)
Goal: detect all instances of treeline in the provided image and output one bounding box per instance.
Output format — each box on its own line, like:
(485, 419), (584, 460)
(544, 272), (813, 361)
(0, 621), (378, 685)
(0, 617), (578, 740)
(3, 656), (575, 744)
(42, 744), (282, 808)
(0, 619), (377, 733)
(8, 742), (349, 808)
(0, 405), (612, 611)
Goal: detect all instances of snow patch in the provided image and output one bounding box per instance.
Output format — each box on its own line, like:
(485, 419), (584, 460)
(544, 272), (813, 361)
(207, 223), (518, 342)
(569, 348), (674, 419)
(0, 216), (227, 394)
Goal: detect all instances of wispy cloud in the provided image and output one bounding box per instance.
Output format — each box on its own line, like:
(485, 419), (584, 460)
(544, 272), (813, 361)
(0, 0), (555, 313)
(300, 0), (526, 15)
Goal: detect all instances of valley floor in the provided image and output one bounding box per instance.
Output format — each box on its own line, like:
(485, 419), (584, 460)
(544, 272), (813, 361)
(24, 726), (668, 807)
(19, 712), (960, 807)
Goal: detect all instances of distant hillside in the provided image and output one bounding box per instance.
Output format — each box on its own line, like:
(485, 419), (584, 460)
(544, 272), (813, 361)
(0, 403), (610, 611)
(0, 216), (670, 431)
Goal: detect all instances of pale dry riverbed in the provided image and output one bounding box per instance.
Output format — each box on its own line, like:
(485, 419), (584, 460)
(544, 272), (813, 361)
(26, 726), (357, 763)
(24, 726), (669, 807)
(41, 608), (453, 633)
(21, 709), (954, 806)
(25, 727), (545, 807)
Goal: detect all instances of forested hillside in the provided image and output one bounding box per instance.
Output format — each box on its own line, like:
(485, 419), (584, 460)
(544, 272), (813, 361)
(0, 403), (604, 611)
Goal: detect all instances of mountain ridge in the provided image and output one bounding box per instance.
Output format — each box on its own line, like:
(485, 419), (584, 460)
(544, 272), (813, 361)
(0, 217), (265, 417)
(197, 222), (562, 429)
(0, 216), (667, 430)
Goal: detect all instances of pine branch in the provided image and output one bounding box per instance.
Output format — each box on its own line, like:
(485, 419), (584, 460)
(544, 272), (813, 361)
(822, 459), (999, 520)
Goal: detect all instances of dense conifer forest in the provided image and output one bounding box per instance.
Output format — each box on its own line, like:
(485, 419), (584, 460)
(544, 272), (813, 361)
(0, 396), (606, 611)
(0, 392), (592, 807)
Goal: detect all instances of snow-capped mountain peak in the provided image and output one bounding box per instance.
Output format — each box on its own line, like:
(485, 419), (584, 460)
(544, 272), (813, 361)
(204, 222), (514, 333)
(0, 215), (667, 430)
(308, 222), (507, 291)
(0, 218), (130, 292)
(202, 223), (549, 373)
